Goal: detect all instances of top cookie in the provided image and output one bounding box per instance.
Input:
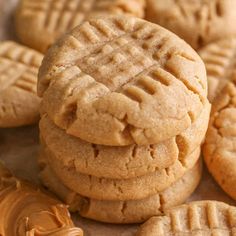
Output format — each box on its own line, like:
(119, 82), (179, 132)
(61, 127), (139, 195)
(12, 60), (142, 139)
(136, 201), (236, 236)
(199, 36), (236, 102)
(0, 41), (42, 127)
(203, 80), (236, 200)
(15, 0), (146, 52)
(146, 0), (236, 50)
(38, 16), (208, 146)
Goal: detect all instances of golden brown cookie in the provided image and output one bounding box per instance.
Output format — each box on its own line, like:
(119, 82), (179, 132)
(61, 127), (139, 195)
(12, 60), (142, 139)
(199, 36), (236, 102)
(15, 0), (146, 53)
(146, 0), (236, 50)
(38, 16), (208, 146)
(42, 146), (200, 201)
(0, 162), (83, 236)
(39, 156), (201, 224)
(203, 80), (236, 201)
(40, 101), (210, 179)
(136, 201), (236, 236)
(0, 41), (42, 127)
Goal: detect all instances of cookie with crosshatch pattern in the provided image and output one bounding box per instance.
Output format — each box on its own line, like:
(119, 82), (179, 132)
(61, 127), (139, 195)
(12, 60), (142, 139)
(38, 16), (208, 146)
(39, 154), (201, 224)
(0, 41), (42, 127)
(146, 0), (236, 50)
(199, 36), (236, 102)
(136, 201), (236, 236)
(203, 80), (236, 201)
(15, 0), (146, 52)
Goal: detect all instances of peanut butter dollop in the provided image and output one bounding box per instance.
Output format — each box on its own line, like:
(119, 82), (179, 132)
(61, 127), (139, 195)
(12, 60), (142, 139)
(0, 163), (83, 236)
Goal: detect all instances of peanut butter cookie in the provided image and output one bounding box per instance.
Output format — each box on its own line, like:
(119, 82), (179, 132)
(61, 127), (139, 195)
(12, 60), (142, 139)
(38, 16), (208, 146)
(136, 201), (236, 236)
(146, 0), (236, 49)
(203, 80), (236, 200)
(0, 41), (42, 127)
(199, 36), (236, 102)
(15, 0), (146, 52)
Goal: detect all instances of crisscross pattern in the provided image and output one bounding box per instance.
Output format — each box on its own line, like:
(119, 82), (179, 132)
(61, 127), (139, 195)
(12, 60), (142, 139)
(137, 201), (236, 236)
(39, 16), (208, 146)
(199, 37), (236, 102)
(146, 0), (236, 49)
(0, 41), (42, 127)
(15, 0), (146, 52)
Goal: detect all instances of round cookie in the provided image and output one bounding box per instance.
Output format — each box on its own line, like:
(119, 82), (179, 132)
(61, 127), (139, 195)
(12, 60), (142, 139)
(40, 101), (210, 179)
(0, 162), (83, 236)
(0, 41), (42, 127)
(146, 0), (236, 50)
(203, 80), (236, 200)
(42, 146), (200, 201)
(15, 0), (146, 53)
(199, 36), (236, 102)
(136, 201), (236, 236)
(38, 16), (208, 146)
(39, 157), (202, 224)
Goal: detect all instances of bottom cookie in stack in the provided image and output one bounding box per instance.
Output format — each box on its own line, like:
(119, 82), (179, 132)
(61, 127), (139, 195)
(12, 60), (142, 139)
(39, 151), (202, 224)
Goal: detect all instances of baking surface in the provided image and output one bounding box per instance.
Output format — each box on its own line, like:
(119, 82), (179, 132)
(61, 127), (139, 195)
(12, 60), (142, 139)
(0, 0), (235, 235)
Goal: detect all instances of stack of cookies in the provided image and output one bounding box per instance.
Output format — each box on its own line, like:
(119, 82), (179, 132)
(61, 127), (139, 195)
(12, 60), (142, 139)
(38, 16), (210, 223)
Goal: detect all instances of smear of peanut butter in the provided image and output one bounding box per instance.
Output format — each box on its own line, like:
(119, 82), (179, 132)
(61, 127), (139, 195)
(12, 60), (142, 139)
(0, 163), (83, 236)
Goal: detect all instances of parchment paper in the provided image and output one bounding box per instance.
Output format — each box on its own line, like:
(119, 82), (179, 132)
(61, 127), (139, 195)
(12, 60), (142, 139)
(0, 1), (235, 235)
